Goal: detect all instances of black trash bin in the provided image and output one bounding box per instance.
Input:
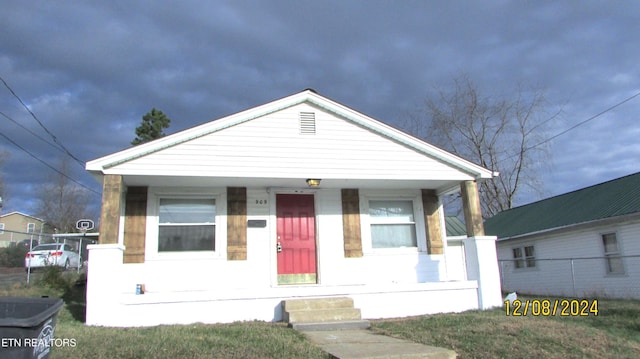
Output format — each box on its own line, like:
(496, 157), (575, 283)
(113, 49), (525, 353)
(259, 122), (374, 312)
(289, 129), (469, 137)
(0, 297), (64, 359)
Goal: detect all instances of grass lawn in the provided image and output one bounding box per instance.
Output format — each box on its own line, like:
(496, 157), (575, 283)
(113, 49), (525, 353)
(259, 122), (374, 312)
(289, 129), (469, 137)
(371, 297), (640, 359)
(2, 269), (639, 358)
(53, 316), (330, 359)
(1, 269), (329, 359)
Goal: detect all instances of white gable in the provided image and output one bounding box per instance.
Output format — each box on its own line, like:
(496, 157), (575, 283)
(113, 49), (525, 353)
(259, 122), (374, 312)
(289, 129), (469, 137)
(87, 90), (492, 190)
(107, 102), (469, 180)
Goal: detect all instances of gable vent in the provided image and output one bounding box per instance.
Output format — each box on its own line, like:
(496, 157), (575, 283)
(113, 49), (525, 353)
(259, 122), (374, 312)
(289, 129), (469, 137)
(299, 112), (316, 135)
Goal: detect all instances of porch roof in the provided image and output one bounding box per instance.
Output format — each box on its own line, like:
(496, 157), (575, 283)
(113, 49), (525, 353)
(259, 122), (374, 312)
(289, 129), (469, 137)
(116, 175), (473, 194)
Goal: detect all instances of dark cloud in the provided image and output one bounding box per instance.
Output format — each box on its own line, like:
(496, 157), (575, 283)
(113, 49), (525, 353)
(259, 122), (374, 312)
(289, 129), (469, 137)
(1, 0), (639, 214)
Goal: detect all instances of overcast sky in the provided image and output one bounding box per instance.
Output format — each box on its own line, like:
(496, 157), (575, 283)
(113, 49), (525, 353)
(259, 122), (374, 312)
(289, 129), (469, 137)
(1, 1), (639, 219)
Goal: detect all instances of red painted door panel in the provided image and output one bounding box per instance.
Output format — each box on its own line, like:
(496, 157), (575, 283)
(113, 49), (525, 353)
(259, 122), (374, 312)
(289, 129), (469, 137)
(277, 194), (316, 283)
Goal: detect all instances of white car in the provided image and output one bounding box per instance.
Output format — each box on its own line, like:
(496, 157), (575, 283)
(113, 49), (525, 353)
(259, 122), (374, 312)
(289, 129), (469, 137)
(25, 243), (81, 270)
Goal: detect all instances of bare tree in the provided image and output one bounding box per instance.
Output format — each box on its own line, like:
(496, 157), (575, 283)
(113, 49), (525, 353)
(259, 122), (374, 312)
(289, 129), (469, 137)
(33, 158), (97, 232)
(404, 74), (557, 218)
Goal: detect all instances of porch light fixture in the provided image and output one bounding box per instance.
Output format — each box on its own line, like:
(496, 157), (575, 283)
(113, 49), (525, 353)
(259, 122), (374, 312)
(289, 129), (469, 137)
(306, 179), (321, 187)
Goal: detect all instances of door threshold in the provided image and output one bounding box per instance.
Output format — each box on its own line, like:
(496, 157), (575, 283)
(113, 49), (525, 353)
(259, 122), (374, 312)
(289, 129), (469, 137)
(278, 273), (317, 285)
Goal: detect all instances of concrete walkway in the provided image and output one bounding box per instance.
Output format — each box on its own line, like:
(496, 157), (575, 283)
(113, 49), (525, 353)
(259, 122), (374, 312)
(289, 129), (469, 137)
(301, 329), (457, 359)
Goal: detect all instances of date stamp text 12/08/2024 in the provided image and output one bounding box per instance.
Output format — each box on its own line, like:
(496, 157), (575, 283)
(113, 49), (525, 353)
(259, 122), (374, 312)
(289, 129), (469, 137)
(505, 299), (599, 317)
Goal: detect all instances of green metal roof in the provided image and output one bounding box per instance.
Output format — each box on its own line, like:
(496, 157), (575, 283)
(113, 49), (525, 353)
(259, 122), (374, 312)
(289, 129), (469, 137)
(484, 172), (640, 239)
(445, 216), (467, 237)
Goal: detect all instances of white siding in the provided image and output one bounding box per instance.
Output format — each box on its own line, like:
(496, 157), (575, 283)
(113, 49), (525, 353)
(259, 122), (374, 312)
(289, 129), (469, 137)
(124, 187), (455, 293)
(314, 189), (448, 285)
(109, 103), (471, 181)
(497, 218), (640, 299)
(445, 239), (467, 281)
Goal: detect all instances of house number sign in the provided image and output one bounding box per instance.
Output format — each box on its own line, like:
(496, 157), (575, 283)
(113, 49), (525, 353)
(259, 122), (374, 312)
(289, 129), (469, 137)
(255, 199), (268, 206)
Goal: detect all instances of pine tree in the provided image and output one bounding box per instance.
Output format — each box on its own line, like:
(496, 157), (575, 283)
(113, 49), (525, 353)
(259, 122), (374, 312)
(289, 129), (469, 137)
(131, 108), (171, 145)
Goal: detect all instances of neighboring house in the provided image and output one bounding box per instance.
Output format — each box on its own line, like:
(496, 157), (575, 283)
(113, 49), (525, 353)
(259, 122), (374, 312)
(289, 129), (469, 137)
(0, 212), (48, 247)
(485, 172), (640, 299)
(85, 89), (502, 327)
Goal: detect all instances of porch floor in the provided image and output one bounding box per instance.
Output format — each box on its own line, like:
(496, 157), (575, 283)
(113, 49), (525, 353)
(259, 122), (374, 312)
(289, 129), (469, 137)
(120, 280), (478, 305)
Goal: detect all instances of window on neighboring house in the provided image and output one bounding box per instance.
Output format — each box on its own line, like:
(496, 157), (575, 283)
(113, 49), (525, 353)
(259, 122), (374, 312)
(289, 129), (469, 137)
(602, 233), (624, 274)
(525, 245), (536, 267)
(512, 247), (524, 268)
(0, 223), (4, 234)
(369, 200), (417, 248)
(27, 223), (35, 233)
(513, 245), (536, 269)
(158, 198), (216, 252)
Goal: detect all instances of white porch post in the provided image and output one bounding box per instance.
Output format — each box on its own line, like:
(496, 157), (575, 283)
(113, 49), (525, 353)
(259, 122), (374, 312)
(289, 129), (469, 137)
(460, 180), (502, 309)
(86, 244), (125, 325)
(463, 236), (502, 309)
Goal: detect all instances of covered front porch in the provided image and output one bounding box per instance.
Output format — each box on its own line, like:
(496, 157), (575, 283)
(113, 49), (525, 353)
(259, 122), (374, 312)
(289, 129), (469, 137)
(86, 241), (490, 327)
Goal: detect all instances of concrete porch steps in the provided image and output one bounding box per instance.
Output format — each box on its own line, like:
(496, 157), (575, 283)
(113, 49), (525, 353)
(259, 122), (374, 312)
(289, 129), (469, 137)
(283, 297), (357, 312)
(282, 297), (370, 330)
(290, 320), (371, 331)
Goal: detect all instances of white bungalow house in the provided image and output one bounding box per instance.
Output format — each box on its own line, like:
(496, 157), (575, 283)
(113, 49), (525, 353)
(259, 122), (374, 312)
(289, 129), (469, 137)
(485, 172), (640, 299)
(85, 89), (502, 327)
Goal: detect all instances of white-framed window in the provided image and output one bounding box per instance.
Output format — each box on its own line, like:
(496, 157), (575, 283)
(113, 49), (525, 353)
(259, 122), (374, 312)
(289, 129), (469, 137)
(145, 188), (226, 260)
(27, 223), (36, 233)
(157, 198), (216, 252)
(512, 245), (535, 269)
(602, 232), (624, 275)
(0, 223), (4, 234)
(357, 190), (430, 254)
(369, 200), (417, 248)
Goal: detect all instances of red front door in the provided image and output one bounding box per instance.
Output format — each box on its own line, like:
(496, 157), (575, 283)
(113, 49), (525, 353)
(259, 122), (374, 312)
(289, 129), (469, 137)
(276, 194), (317, 284)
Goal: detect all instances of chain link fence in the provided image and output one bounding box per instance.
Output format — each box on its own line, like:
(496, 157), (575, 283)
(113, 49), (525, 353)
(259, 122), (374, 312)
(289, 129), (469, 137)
(499, 255), (640, 299)
(0, 229), (97, 287)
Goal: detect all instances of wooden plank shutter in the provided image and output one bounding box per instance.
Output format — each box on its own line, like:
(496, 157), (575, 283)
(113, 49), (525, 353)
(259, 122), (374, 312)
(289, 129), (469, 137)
(99, 174), (123, 244)
(123, 187), (147, 263)
(422, 189), (444, 255)
(460, 181), (485, 237)
(341, 189), (363, 258)
(227, 187), (247, 260)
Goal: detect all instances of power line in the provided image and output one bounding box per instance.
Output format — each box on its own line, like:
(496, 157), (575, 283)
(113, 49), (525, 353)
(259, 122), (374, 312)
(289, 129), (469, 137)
(0, 110), (66, 156)
(0, 131), (100, 196)
(0, 75), (85, 167)
(495, 89), (640, 166)
(525, 90), (640, 152)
